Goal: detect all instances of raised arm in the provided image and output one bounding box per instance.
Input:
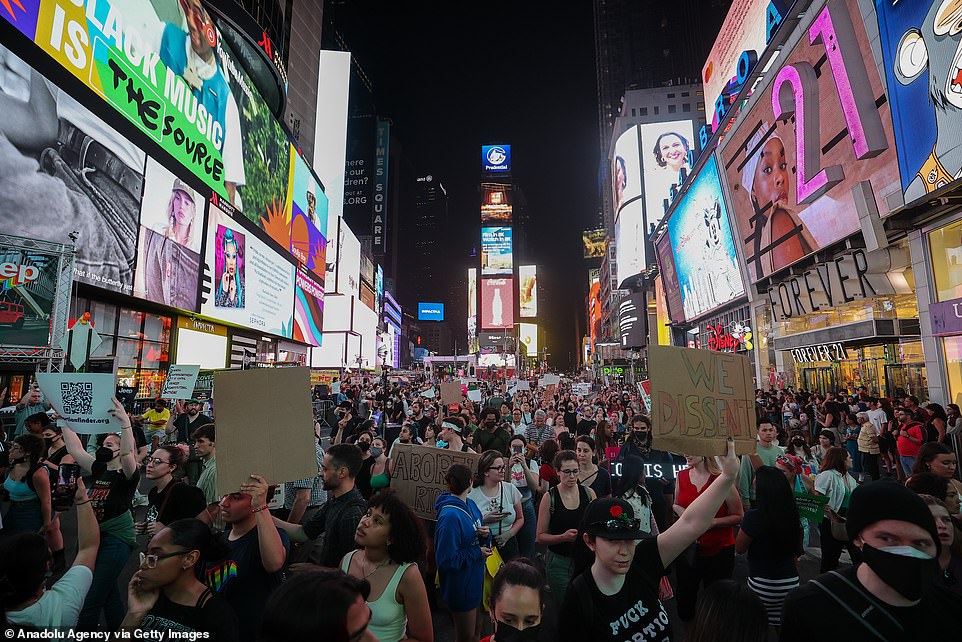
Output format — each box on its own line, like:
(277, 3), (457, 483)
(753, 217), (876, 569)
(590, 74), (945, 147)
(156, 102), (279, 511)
(657, 438), (739, 568)
(240, 475), (288, 574)
(61, 425), (95, 474)
(112, 399), (139, 479)
(72, 478), (100, 571)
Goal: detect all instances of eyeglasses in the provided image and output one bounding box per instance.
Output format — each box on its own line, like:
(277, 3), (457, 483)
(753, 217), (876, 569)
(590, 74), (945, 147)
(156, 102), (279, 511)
(139, 550), (191, 568)
(560, 469), (580, 476)
(591, 518), (641, 532)
(147, 458), (170, 466)
(488, 465), (506, 472)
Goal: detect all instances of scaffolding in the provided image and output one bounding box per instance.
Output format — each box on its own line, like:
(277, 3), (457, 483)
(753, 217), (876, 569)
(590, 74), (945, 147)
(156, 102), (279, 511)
(0, 233), (75, 373)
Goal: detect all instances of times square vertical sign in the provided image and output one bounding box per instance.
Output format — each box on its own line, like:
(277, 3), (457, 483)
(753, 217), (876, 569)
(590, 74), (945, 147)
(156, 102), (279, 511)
(372, 119), (390, 257)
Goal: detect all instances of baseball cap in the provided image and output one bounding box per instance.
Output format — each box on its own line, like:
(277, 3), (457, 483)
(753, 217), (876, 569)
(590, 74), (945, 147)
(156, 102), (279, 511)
(172, 178), (196, 202)
(583, 498), (646, 540)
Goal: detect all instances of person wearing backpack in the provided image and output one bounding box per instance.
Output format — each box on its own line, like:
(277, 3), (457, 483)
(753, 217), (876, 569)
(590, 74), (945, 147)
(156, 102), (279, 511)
(1, 434), (52, 536)
(781, 481), (960, 641)
(536, 449), (596, 604)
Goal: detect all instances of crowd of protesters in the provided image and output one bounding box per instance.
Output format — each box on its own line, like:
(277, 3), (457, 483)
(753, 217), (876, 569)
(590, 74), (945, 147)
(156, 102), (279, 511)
(0, 375), (960, 641)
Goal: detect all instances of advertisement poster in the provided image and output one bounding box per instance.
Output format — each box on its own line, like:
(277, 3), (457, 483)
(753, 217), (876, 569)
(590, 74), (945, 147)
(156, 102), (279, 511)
(133, 158), (204, 312)
(665, 157), (745, 320)
(0, 243), (59, 348)
(418, 303), (444, 321)
(612, 126), (642, 214)
(720, 0), (900, 282)
(0, 42), (146, 296)
(518, 322), (538, 356)
(0, 0), (292, 208)
(481, 227), (513, 276)
(656, 234), (685, 323)
(519, 265), (537, 317)
(270, 147), (328, 279)
(481, 183), (512, 223)
(201, 203), (295, 337)
(875, 0), (962, 209)
(582, 228), (607, 258)
(589, 278), (601, 350)
(481, 278), (514, 330)
(615, 201), (645, 287)
(293, 267), (324, 347)
(640, 120), (695, 227)
(482, 145), (511, 173)
(467, 267), (477, 342)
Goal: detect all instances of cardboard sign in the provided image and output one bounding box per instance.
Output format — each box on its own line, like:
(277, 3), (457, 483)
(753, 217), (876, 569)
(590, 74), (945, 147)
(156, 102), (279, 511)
(794, 492), (828, 523)
(648, 345), (756, 456)
(162, 365), (201, 400)
(390, 443), (481, 520)
(516, 380), (530, 391)
(441, 382), (463, 406)
(213, 367), (318, 496)
(37, 373), (116, 433)
(467, 389), (482, 402)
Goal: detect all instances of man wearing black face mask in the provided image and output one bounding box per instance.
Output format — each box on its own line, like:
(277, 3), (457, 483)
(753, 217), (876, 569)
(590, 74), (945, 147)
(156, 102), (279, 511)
(781, 481), (960, 641)
(620, 415), (674, 532)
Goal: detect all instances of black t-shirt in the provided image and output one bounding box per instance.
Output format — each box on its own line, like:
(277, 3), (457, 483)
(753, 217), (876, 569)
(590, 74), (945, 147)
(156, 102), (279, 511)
(89, 462), (139, 522)
(740, 509), (800, 579)
(203, 527), (290, 642)
(576, 419), (596, 436)
(139, 590), (238, 641)
(781, 567), (962, 641)
(173, 413), (213, 443)
(146, 481), (207, 525)
(559, 537), (672, 642)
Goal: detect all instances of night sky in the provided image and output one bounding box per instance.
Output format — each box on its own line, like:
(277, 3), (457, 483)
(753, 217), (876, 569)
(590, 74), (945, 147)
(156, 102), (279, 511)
(328, 1), (600, 370)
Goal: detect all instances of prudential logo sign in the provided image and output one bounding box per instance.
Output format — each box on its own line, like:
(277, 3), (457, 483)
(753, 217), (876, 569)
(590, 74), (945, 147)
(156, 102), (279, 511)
(482, 145), (511, 173)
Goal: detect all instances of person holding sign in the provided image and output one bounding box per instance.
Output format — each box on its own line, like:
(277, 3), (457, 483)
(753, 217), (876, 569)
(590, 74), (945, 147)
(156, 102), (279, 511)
(61, 398), (140, 630)
(558, 438), (740, 642)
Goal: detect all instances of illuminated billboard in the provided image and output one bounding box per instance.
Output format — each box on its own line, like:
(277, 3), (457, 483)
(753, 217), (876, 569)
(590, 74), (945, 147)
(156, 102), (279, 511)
(314, 50), (351, 221)
(0, 241), (60, 349)
(482, 145), (511, 173)
(481, 227), (513, 276)
(702, 0), (795, 128)
(618, 292), (646, 349)
(278, 147), (328, 281)
(418, 303), (445, 321)
(519, 265), (538, 318)
(656, 234), (685, 323)
(481, 278), (514, 330)
(615, 201), (645, 287)
(468, 267), (478, 344)
(293, 267), (324, 347)
(612, 127), (642, 214)
(200, 203), (295, 337)
(665, 156), (745, 320)
(583, 229), (607, 258)
(335, 221), (361, 299)
(588, 276), (602, 351)
(719, 0), (900, 282)
(640, 120), (696, 227)
(518, 323), (539, 356)
(481, 184), (512, 223)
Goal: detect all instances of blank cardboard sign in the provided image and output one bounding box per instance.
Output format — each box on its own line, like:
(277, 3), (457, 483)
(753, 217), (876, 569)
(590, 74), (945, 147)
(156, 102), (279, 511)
(648, 345), (757, 456)
(214, 367), (318, 497)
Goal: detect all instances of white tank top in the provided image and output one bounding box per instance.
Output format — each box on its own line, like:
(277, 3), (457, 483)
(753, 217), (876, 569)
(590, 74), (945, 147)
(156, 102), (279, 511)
(341, 550), (412, 642)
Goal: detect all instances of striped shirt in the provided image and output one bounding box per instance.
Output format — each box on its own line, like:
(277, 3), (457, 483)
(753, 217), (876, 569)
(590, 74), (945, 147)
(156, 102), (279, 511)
(285, 443), (327, 510)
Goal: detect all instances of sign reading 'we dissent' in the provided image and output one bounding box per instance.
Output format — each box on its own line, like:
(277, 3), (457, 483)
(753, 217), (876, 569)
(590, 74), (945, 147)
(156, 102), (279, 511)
(649, 345), (757, 456)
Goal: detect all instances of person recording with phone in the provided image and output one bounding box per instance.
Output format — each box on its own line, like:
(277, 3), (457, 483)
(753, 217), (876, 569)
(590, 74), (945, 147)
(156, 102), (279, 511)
(470, 451), (525, 560)
(508, 435), (540, 560)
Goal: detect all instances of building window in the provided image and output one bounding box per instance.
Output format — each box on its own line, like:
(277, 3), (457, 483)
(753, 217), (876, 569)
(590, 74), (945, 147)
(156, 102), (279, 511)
(682, 91), (690, 97)
(697, 103), (705, 111)
(683, 103), (691, 112)
(930, 218), (962, 301)
(654, 106), (660, 115)
(640, 107), (648, 116)
(668, 105), (676, 114)
(631, 108), (636, 117)
(667, 93), (675, 98)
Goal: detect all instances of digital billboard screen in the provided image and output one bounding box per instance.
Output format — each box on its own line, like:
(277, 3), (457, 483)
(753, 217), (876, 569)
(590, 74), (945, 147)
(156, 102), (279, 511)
(481, 278), (514, 330)
(615, 201), (645, 287)
(278, 147), (328, 280)
(481, 227), (513, 276)
(481, 183), (512, 223)
(618, 292), (646, 349)
(719, 0), (899, 282)
(133, 158), (205, 312)
(0, 242), (60, 348)
(612, 127), (642, 215)
(293, 267), (324, 347)
(418, 302), (444, 321)
(200, 203), (295, 337)
(656, 234), (685, 323)
(482, 145), (511, 173)
(519, 265), (537, 318)
(583, 229), (607, 258)
(467, 267), (477, 342)
(640, 120), (696, 227)
(665, 157), (745, 320)
(518, 322), (538, 356)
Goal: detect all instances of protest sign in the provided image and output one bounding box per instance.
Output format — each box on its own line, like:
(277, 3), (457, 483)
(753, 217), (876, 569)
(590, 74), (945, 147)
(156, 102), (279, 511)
(638, 380), (651, 413)
(541, 374), (560, 387)
(213, 367), (318, 496)
(572, 383), (591, 397)
(517, 380), (530, 391)
(794, 492), (828, 523)
(441, 382), (463, 406)
(467, 389), (482, 402)
(390, 443), (481, 519)
(331, 381), (341, 394)
(648, 345), (756, 456)
(421, 387), (436, 399)
(162, 365), (201, 400)
(37, 373), (116, 433)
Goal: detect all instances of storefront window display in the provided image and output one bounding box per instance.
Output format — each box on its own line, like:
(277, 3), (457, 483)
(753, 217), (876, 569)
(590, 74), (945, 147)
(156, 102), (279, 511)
(930, 218), (962, 302)
(789, 341), (926, 401)
(71, 298), (171, 399)
(776, 293), (919, 337)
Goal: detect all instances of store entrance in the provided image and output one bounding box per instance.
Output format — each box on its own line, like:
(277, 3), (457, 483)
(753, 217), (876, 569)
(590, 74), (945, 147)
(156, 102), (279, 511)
(802, 367), (836, 394)
(885, 363), (928, 402)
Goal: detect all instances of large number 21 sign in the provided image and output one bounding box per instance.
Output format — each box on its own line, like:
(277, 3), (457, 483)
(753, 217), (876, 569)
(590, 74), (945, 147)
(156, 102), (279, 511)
(771, 0), (888, 205)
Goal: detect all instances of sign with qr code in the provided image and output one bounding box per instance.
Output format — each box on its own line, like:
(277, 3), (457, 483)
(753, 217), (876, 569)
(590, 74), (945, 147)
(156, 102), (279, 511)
(36, 373), (116, 433)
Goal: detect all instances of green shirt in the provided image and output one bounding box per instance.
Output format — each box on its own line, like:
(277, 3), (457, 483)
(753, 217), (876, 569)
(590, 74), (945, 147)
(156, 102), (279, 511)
(474, 425), (511, 456)
(738, 442), (785, 505)
(197, 456), (218, 504)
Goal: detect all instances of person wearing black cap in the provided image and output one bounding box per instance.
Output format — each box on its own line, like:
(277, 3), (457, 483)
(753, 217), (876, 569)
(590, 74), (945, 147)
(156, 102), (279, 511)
(780, 480), (961, 641)
(166, 399), (212, 445)
(558, 438), (740, 642)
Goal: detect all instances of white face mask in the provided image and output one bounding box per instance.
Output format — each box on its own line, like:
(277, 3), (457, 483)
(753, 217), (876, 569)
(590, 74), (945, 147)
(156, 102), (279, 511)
(879, 545), (934, 560)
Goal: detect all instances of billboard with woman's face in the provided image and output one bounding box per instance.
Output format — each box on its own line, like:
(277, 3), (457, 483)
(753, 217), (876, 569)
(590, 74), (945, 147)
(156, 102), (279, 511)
(640, 120), (695, 228)
(719, 0), (900, 282)
(612, 127), (642, 214)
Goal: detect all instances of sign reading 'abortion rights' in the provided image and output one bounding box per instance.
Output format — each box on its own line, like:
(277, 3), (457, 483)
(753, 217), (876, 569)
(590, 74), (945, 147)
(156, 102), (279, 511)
(390, 444), (480, 520)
